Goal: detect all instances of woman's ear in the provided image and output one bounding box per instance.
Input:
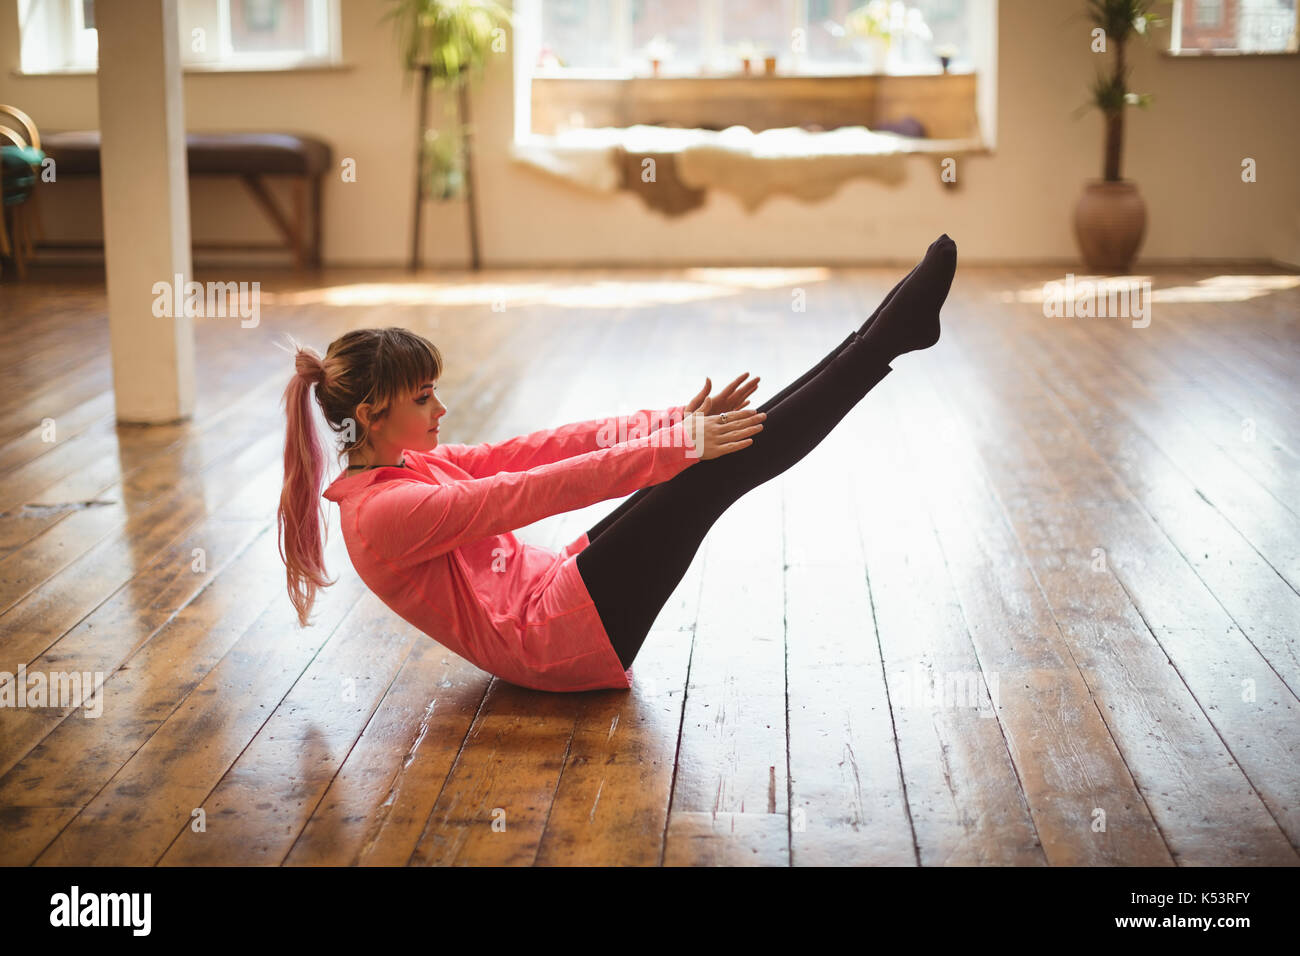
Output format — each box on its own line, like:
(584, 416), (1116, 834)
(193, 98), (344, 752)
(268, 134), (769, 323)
(355, 401), (379, 433)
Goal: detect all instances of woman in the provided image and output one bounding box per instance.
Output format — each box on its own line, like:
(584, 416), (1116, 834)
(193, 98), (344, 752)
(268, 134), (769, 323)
(277, 234), (955, 692)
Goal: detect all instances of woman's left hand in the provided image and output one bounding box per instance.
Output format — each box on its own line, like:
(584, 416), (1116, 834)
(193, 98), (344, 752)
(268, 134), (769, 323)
(683, 372), (761, 417)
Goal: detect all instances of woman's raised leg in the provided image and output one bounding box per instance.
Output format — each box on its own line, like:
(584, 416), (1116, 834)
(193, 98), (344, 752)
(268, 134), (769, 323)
(577, 235), (956, 668)
(582, 262), (919, 544)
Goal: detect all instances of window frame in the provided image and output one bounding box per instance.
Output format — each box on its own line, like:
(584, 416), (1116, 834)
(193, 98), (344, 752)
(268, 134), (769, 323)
(1195, 0), (1223, 29)
(1167, 0), (1300, 55)
(210, 0), (339, 68)
(514, 0), (1000, 149)
(16, 0), (343, 75)
(533, 0), (976, 78)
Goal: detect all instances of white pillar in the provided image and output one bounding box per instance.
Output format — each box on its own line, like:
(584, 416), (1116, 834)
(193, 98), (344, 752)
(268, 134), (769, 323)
(97, 0), (196, 424)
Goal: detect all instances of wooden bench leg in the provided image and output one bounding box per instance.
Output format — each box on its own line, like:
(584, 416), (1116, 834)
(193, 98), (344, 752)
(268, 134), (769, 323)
(240, 173), (305, 270)
(291, 175), (307, 272)
(311, 173), (323, 268)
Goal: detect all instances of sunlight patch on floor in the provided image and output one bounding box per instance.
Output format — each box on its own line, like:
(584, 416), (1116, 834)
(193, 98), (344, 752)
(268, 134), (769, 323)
(259, 268), (833, 310)
(995, 273), (1299, 305)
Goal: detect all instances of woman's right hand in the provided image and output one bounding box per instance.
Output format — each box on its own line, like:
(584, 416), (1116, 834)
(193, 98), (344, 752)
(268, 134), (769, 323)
(682, 409), (765, 460)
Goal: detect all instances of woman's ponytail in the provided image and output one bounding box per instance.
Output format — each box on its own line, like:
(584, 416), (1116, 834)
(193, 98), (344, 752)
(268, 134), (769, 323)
(277, 340), (335, 627)
(275, 327), (443, 626)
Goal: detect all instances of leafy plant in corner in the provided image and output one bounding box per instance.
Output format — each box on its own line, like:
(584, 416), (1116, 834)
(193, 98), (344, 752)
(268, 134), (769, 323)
(1071, 0), (1163, 181)
(381, 0), (515, 271)
(1068, 0), (1166, 273)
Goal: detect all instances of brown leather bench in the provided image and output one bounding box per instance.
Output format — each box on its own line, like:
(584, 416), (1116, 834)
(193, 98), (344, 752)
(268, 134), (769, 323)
(40, 130), (331, 269)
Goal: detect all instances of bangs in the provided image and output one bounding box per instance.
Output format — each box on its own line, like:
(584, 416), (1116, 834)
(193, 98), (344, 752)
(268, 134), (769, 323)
(368, 328), (443, 413)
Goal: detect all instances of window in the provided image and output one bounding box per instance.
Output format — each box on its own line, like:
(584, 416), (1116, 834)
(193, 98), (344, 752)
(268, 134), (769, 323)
(514, 0), (997, 147)
(536, 0), (975, 76)
(17, 0), (341, 73)
(1173, 0), (1299, 53)
(1196, 0), (1223, 27)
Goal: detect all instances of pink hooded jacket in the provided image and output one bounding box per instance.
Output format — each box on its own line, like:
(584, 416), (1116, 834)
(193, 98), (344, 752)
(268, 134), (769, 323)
(320, 406), (700, 692)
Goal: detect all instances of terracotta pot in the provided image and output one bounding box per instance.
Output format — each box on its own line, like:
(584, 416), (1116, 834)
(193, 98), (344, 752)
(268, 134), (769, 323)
(1074, 178), (1147, 273)
(764, 55), (777, 76)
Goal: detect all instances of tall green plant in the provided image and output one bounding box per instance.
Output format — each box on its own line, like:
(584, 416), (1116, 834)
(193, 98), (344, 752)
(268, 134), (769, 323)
(381, 0), (515, 270)
(1071, 0), (1164, 182)
(381, 0), (515, 91)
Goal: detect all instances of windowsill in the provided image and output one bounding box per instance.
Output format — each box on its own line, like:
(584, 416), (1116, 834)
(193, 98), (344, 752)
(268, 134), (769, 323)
(1159, 48), (1300, 57)
(513, 128), (991, 157)
(11, 61), (355, 77)
(532, 67), (973, 80)
(509, 125), (989, 212)
(531, 71), (982, 141)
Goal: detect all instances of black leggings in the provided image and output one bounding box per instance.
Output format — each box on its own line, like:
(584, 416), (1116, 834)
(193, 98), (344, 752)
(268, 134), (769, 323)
(576, 326), (893, 670)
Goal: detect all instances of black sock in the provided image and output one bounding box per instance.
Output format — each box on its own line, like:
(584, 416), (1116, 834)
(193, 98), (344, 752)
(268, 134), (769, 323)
(855, 234), (956, 362)
(858, 261), (920, 337)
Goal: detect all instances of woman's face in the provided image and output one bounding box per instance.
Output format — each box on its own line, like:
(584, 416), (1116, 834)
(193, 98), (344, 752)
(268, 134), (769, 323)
(359, 379), (446, 456)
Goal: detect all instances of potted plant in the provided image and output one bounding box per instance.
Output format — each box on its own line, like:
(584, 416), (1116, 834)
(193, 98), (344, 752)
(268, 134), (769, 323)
(934, 42), (958, 72)
(382, 0), (515, 272)
(844, 1), (894, 73)
(1071, 0), (1162, 274)
(645, 35), (674, 77)
(537, 44), (563, 69)
(423, 127), (464, 200)
(735, 39), (759, 74)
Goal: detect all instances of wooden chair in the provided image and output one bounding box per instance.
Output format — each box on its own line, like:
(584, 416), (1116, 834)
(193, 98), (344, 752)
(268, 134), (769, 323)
(0, 105), (44, 280)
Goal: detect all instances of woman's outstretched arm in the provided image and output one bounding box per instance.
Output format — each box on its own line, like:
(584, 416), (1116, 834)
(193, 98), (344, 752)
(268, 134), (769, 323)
(357, 416), (700, 568)
(430, 405), (686, 478)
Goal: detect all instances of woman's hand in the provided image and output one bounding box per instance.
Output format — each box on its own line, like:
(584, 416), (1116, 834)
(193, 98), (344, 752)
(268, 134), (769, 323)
(684, 373), (761, 418)
(682, 409), (765, 461)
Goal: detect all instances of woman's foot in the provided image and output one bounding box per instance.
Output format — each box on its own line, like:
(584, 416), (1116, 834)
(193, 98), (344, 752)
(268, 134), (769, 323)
(857, 262), (920, 337)
(856, 234), (957, 338)
(856, 234), (956, 362)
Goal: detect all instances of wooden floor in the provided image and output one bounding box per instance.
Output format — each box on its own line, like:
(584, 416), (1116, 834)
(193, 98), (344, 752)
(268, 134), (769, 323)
(0, 261), (1297, 866)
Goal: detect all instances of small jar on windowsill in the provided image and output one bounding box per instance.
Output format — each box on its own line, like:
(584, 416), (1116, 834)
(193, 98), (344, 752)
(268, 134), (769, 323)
(935, 44), (959, 74)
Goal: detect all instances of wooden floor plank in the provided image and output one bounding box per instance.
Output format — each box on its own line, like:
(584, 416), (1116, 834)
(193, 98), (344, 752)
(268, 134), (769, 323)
(662, 330), (790, 863)
(898, 272), (1173, 865)
(1070, 274), (1300, 521)
(400, 292), (642, 866)
(1021, 285), (1300, 699)
(839, 275), (1046, 864)
(0, 428), (283, 688)
(32, 532), (368, 865)
(1087, 271), (1300, 516)
(0, 323), (285, 518)
(159, 590), (420, 865)
(1151, 277), (1300, 434)
(0, 377), (286, 606)
(1, 263), (1294, 865)
(0, 524), (284, 864)
(283, 637), (488, 865)
(778, 284), (939, 865)
(532, 292), (703, 867)
(934, 268), (1298, 860)
(0, 387), (116, 477)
